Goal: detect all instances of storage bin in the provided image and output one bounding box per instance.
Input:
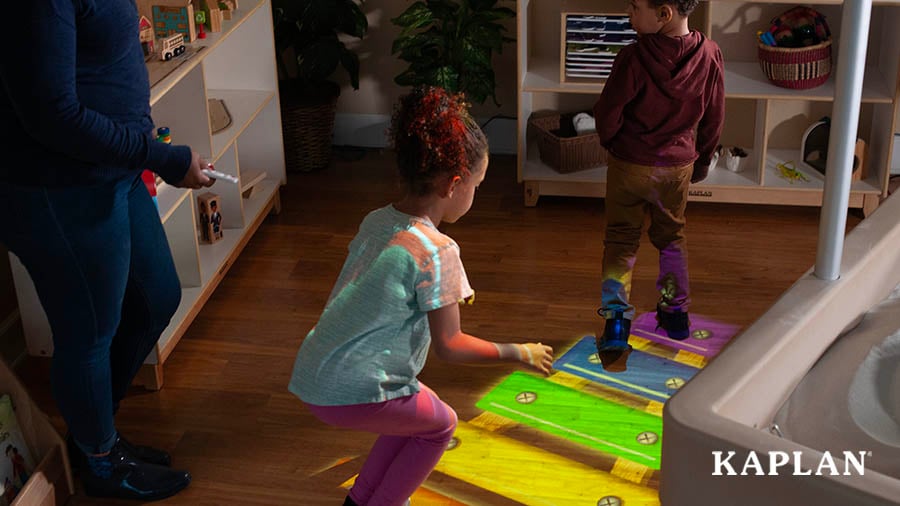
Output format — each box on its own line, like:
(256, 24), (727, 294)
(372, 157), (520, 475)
(758, 39), (832, 90)
(529, 113), (606, 173)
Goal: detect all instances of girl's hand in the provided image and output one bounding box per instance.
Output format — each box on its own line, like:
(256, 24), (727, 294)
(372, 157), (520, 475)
(519, 343), (554, 375)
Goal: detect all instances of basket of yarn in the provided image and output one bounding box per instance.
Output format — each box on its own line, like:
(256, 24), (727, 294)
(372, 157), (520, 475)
(757, 6), (832, 90)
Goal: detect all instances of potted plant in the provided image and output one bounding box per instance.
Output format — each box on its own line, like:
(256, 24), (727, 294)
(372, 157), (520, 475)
(391, 0), (515, 106)
(272, 0), (367, 171)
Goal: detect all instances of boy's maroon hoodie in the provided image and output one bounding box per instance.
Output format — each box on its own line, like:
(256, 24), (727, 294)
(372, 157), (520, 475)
(593, 30), (724, 170)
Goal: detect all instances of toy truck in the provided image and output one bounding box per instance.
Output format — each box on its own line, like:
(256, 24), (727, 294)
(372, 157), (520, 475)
(159, 34), (186, 61)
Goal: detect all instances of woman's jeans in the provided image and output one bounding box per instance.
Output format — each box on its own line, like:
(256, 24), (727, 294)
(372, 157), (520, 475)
(0, 173), (181, 455)
(600, 155), (693, 320)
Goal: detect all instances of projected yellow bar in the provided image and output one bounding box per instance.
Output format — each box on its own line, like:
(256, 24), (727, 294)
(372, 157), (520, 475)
(338, 475), (467, 505)
(435, 421), (660, 506)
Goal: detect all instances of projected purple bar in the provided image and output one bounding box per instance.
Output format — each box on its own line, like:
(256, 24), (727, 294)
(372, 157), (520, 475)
(630, 312), (740, 358)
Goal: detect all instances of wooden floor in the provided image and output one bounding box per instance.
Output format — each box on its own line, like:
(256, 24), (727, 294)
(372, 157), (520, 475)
(18, 149), (862, 505)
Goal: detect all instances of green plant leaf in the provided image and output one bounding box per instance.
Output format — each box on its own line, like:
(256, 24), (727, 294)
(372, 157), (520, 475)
(470, 6), (515, 23)
(340, 47), (361, 89)
(459, 69), (496, 105)
(391, 0), (514, 103)
(425, 0), (459, 21)
(392, 32), (440, 55)
(273, 0), (368, 90)
(298, 37), (343, 84)
(336, 0), (368, 39)
(391, 2), (434, 28)
(460, 40), (492, 69)
(468, 0), (501, 11)
(429, 66), (460, 92)
(395, 69), (427, 87)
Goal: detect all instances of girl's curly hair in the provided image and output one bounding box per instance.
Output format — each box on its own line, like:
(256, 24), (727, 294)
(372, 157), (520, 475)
(389, 86), (489, 196)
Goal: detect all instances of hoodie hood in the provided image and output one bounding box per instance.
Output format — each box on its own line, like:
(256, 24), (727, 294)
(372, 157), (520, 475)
(635, 31), (710, 100)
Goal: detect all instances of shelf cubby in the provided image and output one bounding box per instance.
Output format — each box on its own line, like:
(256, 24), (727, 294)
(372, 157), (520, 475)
(516, 0), (898, 217)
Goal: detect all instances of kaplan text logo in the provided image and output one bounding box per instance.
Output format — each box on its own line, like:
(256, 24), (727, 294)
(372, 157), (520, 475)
(711, 451), (871, 476)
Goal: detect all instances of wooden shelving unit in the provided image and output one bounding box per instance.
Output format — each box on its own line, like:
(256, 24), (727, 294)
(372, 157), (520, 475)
(517, 0), (899, 215)
(10, 0), (286, 390)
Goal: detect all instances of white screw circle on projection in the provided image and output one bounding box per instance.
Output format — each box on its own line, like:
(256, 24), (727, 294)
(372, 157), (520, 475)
(692, 329), (712, 340)
(637, 431), (659, 445)
(516, 391), (537, 404)
(598, 496), (622, 506)
(666, 377), (685, 389)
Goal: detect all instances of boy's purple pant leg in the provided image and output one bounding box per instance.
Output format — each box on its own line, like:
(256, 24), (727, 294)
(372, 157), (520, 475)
(306, 384), (457, 506)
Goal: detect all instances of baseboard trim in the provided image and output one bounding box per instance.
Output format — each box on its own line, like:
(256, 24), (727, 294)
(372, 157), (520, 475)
(333, 113), (517, 155)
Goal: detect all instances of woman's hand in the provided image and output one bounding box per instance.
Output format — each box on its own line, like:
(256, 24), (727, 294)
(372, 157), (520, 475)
(173, 151), (215, 190)
(519, 343), (554, 375)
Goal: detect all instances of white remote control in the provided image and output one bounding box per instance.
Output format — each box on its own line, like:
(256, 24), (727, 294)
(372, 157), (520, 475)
(202, 167), (238, 184)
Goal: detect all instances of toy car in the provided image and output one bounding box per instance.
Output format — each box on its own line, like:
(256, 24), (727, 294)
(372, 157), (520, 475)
(159, 34), (186, 61)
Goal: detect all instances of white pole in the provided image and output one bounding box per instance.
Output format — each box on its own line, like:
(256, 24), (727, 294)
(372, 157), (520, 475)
(814, 0), (872, 280)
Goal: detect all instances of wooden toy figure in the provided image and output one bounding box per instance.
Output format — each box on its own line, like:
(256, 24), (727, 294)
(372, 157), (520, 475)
(195, 10), (207, 39)
(197, 192), (222, 243)
(139, 16), (155, 58)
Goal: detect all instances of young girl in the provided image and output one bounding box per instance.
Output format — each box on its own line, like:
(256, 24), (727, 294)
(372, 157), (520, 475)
(288, 87), (554, 506)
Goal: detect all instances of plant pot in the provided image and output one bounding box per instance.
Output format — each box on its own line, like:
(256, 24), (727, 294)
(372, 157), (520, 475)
(279, 81), (340, 172)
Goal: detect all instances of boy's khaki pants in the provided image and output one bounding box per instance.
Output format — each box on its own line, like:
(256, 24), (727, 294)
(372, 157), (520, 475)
(599, 155), (694, 320)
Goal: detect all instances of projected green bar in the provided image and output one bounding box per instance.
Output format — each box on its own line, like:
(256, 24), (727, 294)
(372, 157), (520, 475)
(476, 371), (663, 468)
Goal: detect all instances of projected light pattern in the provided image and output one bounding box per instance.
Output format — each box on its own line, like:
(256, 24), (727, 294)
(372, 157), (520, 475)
(333, 312), (740, 504)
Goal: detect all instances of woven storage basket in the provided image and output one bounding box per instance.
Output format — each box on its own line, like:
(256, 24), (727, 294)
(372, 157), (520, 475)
(529, 113), (606, 173)
(280, 85), (339, 172)
(758, 39), (832, 90)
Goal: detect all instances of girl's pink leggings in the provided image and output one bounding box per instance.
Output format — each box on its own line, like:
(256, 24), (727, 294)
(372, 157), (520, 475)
(306, 384), (458, 506)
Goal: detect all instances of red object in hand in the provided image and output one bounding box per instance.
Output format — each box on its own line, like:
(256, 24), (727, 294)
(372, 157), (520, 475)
(141, 169), (157, 197)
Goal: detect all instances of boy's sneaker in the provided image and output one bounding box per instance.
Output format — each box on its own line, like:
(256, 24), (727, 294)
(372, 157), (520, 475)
(596, 312), (631, 352)
(656, 304), (690, 340)
(595, 311), (633, 372)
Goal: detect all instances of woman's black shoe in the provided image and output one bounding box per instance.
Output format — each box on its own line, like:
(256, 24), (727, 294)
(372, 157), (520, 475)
(80, 437), (190, 501)
(67, 433), (172, 468)
(118, 435), (172, 467)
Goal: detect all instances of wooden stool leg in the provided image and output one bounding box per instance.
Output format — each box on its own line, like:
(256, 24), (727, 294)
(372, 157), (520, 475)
(134, 363), (164, 391)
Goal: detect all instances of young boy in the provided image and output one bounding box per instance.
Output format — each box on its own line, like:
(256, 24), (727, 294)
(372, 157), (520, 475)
(593, 0), (724, 369)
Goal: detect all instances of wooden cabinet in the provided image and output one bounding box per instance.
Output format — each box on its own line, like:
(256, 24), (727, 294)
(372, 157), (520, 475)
(9, 0), (286, 389)
(517, 0), (899, 215)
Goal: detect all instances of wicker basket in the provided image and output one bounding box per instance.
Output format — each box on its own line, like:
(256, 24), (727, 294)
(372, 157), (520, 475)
(529, 113), (606, 173)
(280, 83), (339, 172)
(758, 39), (832, 90)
